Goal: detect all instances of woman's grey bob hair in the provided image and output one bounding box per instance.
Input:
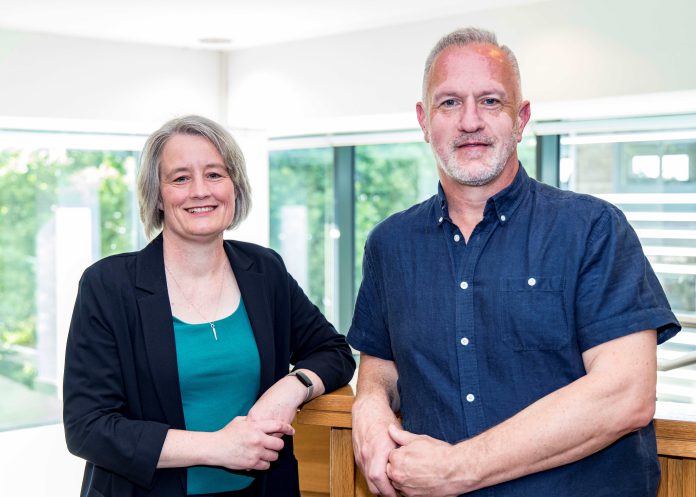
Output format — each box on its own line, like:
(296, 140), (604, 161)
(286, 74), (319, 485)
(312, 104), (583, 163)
(137, 115), (252, 240)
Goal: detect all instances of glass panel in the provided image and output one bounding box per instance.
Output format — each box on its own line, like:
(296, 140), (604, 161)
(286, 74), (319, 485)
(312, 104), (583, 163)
(560, 130), (696, 414)
(518, 135), (537, 180)
(268, 148), (335, 321)
(0, 143), (139, 431)
(354, 143), (438, 292)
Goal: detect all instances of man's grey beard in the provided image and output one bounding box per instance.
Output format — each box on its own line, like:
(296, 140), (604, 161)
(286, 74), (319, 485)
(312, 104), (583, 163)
(435, 130), (519, 187)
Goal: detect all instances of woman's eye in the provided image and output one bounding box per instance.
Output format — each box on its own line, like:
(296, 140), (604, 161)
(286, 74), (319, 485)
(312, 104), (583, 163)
(208, 172), (223, 179)
(172, 176), (188, 183)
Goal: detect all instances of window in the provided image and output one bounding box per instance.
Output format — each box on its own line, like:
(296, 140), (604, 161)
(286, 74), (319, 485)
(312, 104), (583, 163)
(560, 128), (696, 414)
(518, 136), (538, 180)
(0, 131), (143, 431)
(268, 148), (336, 322)
(354, 142), (437, 292)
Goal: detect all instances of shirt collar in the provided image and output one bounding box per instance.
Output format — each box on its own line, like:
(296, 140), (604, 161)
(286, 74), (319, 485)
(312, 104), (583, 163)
(435, 163), (532, 226)
(488, 163), (531, 224)
(436, 182), (450, 226)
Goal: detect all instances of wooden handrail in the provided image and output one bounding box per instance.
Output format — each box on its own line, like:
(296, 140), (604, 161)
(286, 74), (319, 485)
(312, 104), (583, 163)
(296, 386), (696, 497)
(297, 385), (354, 428)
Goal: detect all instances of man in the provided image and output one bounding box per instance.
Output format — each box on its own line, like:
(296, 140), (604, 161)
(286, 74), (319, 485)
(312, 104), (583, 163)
(347, 27), (680, 497)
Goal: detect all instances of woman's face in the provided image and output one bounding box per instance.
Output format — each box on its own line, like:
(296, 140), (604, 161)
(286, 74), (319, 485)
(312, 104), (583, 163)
(159, 133), (235, 244)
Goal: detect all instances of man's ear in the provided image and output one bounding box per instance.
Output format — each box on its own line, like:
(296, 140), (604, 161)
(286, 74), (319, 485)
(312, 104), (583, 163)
(516, 100), (531, 142)
(416, 102), (430, 143)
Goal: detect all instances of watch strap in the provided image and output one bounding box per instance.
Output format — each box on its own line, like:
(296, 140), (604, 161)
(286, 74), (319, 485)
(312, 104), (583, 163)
(288, 370), (314, 403)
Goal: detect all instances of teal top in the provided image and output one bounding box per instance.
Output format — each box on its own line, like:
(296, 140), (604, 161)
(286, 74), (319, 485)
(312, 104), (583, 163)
(173, 299), (261, 495)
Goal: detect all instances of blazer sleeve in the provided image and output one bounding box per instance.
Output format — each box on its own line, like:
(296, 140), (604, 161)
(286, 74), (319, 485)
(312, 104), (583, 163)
(63, 265), (170, 490)
(271, 252), (356, 391)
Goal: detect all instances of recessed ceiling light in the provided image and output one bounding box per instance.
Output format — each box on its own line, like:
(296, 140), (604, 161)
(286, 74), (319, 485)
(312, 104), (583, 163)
(198, 37), (233, 45)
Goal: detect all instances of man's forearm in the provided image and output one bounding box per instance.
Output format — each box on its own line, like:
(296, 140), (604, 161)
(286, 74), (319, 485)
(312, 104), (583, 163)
(451, 330), (657, 493)
(354, 353), (400, 412)
(353, 353), (403, 497)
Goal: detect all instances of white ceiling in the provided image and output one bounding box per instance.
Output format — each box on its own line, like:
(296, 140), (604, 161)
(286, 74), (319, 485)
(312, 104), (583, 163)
(0, 0), (546, 50)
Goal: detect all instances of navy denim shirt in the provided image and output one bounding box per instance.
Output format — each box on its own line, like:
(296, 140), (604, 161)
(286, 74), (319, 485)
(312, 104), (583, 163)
(348, 166), (680, 497)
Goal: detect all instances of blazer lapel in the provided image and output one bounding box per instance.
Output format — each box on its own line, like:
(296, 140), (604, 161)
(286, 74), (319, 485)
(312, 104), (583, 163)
(135, 235), (186, 429)
(225, 241), (276, 394)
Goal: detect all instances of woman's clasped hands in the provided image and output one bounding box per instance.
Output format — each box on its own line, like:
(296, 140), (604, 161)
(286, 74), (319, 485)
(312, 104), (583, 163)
(212, 415), (295, 471)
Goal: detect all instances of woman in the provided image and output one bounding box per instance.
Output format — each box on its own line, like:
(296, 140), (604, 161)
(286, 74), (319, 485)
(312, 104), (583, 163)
(63, 115), (355, 497)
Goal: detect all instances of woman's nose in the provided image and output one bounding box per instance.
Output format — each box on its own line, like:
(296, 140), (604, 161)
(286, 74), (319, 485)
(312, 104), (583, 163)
(189, 175), (210, 198)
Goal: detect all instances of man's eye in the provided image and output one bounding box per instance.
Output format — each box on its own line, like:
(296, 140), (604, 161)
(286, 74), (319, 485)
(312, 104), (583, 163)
(442, 99), (457, 107)
(482, 98), (500, 106)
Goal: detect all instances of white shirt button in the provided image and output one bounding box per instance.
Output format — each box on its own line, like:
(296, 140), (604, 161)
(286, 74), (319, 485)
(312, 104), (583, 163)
(500, 215), (507, 222)
(453, 234), (461, 242)
(466, 394), (475, 402)
(528, 277), (537, 286)
(438, 216), (443, 223)
(460, 281), (469, 290)
(460, 337), (470, 346)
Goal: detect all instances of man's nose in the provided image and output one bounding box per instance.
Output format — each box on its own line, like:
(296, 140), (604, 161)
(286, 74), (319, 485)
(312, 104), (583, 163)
(457, 103), (485, 133)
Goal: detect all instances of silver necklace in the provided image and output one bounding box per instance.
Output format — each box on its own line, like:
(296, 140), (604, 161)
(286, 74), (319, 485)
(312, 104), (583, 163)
(165, 263), (225, 341)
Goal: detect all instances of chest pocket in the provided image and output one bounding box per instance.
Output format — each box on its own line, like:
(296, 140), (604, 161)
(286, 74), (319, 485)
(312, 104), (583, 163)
(498, 276), (569, 350)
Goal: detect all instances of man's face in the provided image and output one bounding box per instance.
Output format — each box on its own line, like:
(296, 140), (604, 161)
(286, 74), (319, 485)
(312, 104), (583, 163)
(417, 44), (530, 187)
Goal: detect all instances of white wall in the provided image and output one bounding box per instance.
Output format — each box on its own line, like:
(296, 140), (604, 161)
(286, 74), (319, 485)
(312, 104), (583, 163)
(0, 28), (222, 123)
(226, 129), (270, 247)
(0, 425), (84, 496)
(226, 0), (696, 134)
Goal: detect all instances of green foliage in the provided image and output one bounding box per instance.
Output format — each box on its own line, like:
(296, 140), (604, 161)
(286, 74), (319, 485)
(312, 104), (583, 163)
(0, 317), (36, 385)
(0, 343), (36, 387)
(354, 143), (437, 290)
(269, 148), (334, 312)
(518, 137), (537, 180)
(0, 147), (137, 386)
(269, 143), (439, 309)
(0, 149), (59, 347)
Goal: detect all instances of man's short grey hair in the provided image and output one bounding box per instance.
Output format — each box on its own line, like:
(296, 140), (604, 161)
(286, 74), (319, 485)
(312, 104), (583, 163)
(137, 115), (251, 240)
(422, 27), (522, 104)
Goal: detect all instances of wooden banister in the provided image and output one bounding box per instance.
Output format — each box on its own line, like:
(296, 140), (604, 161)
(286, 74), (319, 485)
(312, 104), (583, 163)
(295, 386), (696, 497)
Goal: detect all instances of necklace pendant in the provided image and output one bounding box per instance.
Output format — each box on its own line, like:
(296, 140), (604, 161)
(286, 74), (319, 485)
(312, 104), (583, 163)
(210, 322), (218, 341)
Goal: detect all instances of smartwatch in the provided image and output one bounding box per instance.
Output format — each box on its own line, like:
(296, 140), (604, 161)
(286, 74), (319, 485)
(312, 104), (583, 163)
(288, 370), (314, 403)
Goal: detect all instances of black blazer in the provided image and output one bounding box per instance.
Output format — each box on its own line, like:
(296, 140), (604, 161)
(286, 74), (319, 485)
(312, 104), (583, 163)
(63, 235), (355, 497)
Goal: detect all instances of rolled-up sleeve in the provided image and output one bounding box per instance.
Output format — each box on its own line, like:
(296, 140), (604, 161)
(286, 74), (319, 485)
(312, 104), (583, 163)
(63, 268), (169, 490)
(574, 206), (681, 352)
